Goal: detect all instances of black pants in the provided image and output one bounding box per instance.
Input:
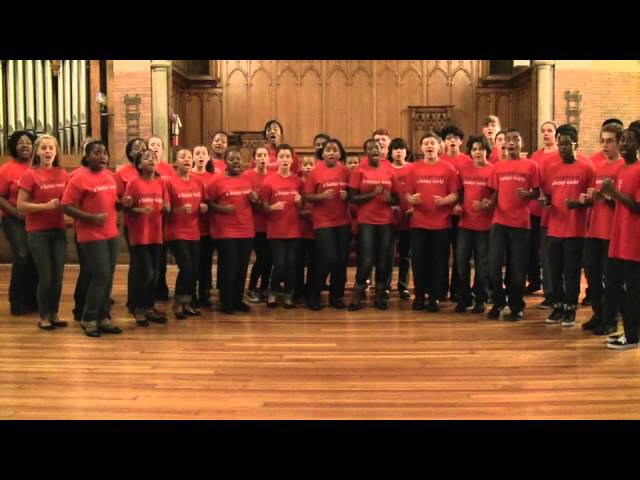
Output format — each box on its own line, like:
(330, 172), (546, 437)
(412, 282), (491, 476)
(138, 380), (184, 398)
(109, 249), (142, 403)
(168, 240), (200, 301)
(410, 228), (450, 299)
(488, 224), (529, 313)
(604, 258), (640, 343)
(270, 238), (302, 293)
(311, 224), (351, 301)
(527, 214), (542, 288)
(73, 233), (90, 319)
(385, 229), (411, 291)
(249, 232), (272, 291)
(540, 226), (553, 300)
(78, 238), (118, 322)
(156, 241), (170, 299)
(2, 215), (38, 309)
(456, 227), (489, 305)
(27, 228), (66, 319)
(196, 235), (214, 296)
(295, 239), (316, 299)
(129, 244), (161, 311)
(440, 216), (459, 298)
(547, 236), (584, 306)
(123, 225), (135, 309)
(584, 238), (610, 315)
(356, 224), (394, 286)
(217, 238), (253, 309)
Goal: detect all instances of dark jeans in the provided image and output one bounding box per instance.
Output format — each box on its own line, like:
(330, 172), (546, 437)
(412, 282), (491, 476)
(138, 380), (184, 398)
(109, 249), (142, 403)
(410, 228), (450, 299)
(584, 238), (610, 315)
(385, 230), (411, 291)
(456, 228), (489, 305)
(156, 242), (170, 299)
(129, 244), (161, 311)
(439, 216), (459, 299)
(73, 233), (89, 318)
(356, 224), (394, 286)
(249, 232), (271, 291)
(217, 238), (253, 309)
(540, 226), (553, 300)
(312, 224), (351, 301)
(270, 238), (302, 293)
(488, 224), (529, 313)
(604, 258), (640, 343)
(78, 238), (118, 322)
(196, 235), (214, 295)
(547, 236), (584, 306)
(527, 215), (542, 288)
(295, 239), (316, 299)
(2, 215), (38, 308)
(168, 240), (200, 300)
(27, 229), (66, 318)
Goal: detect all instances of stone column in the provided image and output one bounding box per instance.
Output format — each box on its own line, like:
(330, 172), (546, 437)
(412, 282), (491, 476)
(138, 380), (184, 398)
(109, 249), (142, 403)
(151, 60), (171, 161)
(534, 60), (555, 149)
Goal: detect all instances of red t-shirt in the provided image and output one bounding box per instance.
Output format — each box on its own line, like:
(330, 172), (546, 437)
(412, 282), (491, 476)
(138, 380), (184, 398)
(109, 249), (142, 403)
(390, 162), (414, 231)
(349, 164), (399, 225)
(543, 161), (595, 238)
(61, 168), (119, 243)
(115, 163), (138, 198)
(586, 158), (625, 240)
(18, 167), (68, 232)
(267, 147), (300, 174)
(155, 161), (176, 180)
(458, 163), (494, 232)
(164, 175), (206, 241)
(359, 156), (393, 173)
(123, 176), (167, 245)
(192, 170), (220, 237)
(243, 169), (271, 233)
(260, 173), (304, 239)
(488, 146), (501, 164)
(207, 174), (256, 239)
(349, 203), (359, 235)
(608, 162), (640, 262)
(590, 151), (607, 170)
(489, 158), (540, 229)
(529, 148), (559, 217)
(211, 159), (227, 175)
(441, 153), (472, 174)
(406, 160), (460, 230)
(303, 162), (350, 229)
(0, 159), (31, 217)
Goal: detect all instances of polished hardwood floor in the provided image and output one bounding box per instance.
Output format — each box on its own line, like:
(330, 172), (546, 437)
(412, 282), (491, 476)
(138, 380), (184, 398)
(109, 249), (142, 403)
(1, 264), (639, 420)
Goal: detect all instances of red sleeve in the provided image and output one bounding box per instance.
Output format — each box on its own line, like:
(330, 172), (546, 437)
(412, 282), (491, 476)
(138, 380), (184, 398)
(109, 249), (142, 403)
(123, 178), (136, 199)
(0, 167), (10, 198)
(406, 168), (416, 195)
(18, 170), (35, 195)
(488, 166), (498, 191)
(634, 173), (640, 203)
(303, 171), (316, 194)
(200, 181), (207, 202)
(162, 182), (170, 205)
(390, 172), (399, 194)
(260, 179), (273, 204)
(530, 162), (540, 189)
(349, 169), (362, 190)
(115, 172), (126, 198)
(165, 180), (174, 208)
(448, 168), (460, 193)
(61, 177), (83, 206)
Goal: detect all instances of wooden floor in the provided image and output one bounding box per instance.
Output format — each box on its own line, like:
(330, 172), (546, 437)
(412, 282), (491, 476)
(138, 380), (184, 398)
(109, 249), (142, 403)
(1, 264), (639, 420)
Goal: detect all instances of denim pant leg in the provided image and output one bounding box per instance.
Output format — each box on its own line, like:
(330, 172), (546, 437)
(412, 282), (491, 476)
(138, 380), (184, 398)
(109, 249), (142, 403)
(506, 227), (529, 313)
(488, 224), (508, 308)
(2, 216), (38, 307)
(455, 228), (474, 306)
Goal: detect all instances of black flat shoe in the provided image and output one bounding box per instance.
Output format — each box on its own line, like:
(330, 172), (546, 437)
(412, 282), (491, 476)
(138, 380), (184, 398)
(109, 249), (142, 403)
(38, 320), (54, 331)
(234, 302), (251, 313)
(183, 308), (201, 316)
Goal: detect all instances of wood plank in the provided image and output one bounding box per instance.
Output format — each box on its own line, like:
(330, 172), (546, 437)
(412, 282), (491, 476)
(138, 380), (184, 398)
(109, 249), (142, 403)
(0, 264), (639, 419)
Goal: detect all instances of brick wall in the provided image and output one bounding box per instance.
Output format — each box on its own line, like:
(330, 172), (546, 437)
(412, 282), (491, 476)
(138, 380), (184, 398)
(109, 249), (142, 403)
(554, 69), (640, 155)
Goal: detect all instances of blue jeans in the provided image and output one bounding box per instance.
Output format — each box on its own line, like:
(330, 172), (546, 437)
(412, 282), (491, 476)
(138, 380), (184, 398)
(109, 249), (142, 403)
(27, 229), (67, 318)
(488, 224), (529, 313)
(1, 215), (38, 308)
(456, 227), (489, 305)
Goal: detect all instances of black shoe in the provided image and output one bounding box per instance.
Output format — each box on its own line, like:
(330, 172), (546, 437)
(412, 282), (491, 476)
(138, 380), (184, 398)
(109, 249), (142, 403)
(81, 321), (101, 337)
(427, 299), (440, 313)
(219, 305), (235, 315)
(524, 283), (541, 295)
(98, 320), (122, 334)
(582, 313), (601, 331)
(233, 302), (250, 312)
(506, 310), (524, 322)
(307, 301), (322, 311)
(581, 296), (592, 307)
(136, 318), (150, 327)
(145, 311), (167, 324)
(562, 309), (576, 327)
(593, 323), (617, 336)
(487, 305), (503, 319)
(412, 298), (425, 311)
(399, 289), (411, 300)
(538, 298), (554, 310)
(184, 307), (201, 316)
(329, 298), (345, 310)
(454, 303), (469, 313)
(472, 303), (486, 314)
(545, 306), (564, 324)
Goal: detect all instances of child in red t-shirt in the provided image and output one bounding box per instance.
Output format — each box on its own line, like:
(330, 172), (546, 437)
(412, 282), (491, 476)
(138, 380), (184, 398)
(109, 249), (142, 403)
(17, 135), (68, 330)
(295, 156), (317, 306)
(165, 148), (208, 319)
(260, 144), (304, 308)
(62, 141), (122, 338)
(245, 145), (273, 303)
(122, 149), (170, 326)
